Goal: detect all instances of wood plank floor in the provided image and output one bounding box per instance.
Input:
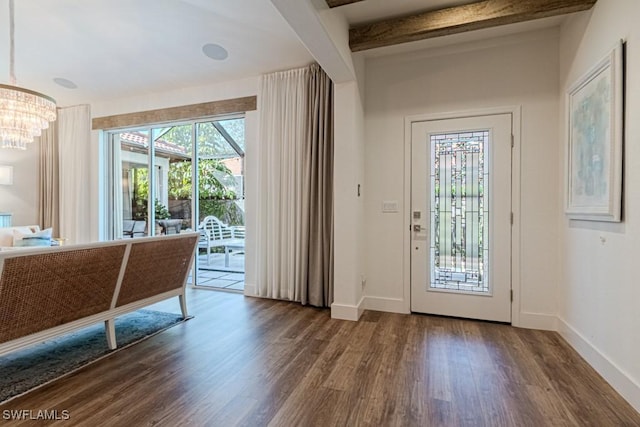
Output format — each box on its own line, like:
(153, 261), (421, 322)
(1, 288), (638, 426)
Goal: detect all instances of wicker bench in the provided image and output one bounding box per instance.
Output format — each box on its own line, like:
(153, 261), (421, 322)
(0, 233), (198, 356)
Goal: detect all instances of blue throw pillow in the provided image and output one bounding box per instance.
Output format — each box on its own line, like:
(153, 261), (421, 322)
(13, 228), (52, 247)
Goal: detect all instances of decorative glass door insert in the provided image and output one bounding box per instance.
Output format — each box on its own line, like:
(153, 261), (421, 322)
(430, 131), (489, 294)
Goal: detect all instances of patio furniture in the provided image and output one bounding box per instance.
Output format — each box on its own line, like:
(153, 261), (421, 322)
(157, 219), (184, 235)
(198, 215), (245, 267)
(123, 220), (146, 238)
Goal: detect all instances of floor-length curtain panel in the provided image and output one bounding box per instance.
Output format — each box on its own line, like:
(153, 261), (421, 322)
(38, 118), (59, 236)
(257, 67), (310, 301)
(58, 105), (92, 244)
(257, 64), (334, 307)
(304, 64), (334, 307)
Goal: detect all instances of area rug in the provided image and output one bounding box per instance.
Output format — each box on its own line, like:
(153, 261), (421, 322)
(0, 309), (191, 404)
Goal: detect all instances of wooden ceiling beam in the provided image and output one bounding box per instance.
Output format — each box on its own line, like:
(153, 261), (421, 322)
(349, 0), (598, 52)
(326, 0), (365, 8)
(92, 96), (256, 130)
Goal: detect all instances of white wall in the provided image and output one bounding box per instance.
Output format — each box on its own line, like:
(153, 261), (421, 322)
(363, 29), (561, 328)
(332, 80), (366, 320)
(558, 0), (640, 411)
(0, 143), (40, 226)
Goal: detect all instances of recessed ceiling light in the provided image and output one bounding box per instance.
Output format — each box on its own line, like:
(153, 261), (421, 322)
(202, 43), (228, 61)
(53, 78), (77, 89)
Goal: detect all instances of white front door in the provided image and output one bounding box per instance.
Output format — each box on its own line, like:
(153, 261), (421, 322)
(410, 114), (512, 322)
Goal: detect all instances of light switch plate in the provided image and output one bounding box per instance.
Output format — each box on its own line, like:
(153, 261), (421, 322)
(382, 200), (399, 213)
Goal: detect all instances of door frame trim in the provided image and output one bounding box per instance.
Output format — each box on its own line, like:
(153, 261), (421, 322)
(403, 106), (523, 326)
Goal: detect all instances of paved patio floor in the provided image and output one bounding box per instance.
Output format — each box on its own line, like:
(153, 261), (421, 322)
(188, 251), (245, 292)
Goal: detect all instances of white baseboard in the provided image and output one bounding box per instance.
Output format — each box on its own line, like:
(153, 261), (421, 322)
(359, 299), (558, 330)
(558, 317), (640, 413)
(331, 297), (365, 321)
(363, 296), (409, 314)
(514, 312), (557, 330)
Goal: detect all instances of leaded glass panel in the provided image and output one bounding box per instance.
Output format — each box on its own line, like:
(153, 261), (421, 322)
(430, 131), (490, 293)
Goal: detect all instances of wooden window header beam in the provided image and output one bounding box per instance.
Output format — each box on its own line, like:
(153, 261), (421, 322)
(349, 0), (598, 52)
(92, 96), (257, 130)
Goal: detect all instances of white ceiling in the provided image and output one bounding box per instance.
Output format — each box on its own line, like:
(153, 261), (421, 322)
(0, 0), (314, 106)
(0, 0), (568, 107)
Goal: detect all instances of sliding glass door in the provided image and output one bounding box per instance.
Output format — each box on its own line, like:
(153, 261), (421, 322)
(193, 119), (246, 290)
(106, 116), (246, 290)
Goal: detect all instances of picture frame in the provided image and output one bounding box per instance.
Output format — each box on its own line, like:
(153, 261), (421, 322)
(566, 41), (624, 222)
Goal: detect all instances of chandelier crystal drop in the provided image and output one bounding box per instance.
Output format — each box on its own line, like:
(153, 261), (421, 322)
(0, 84), (57, 149)
(1, 0), (57, 150)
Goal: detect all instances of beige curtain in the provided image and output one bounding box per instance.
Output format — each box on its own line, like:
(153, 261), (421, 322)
(38, 118), (59, 236)
(256, 64), (334, 308)
(304, 64), (334, 307)
(257, 66), (309, 302)
(58, 105), (92, 244)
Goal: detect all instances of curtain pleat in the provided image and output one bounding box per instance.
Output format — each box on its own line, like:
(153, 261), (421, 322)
(257, 68), (308, 301)
(304, 64), (334, 307)
(38, 118), (59, 236)
(257, 64), (334, 307)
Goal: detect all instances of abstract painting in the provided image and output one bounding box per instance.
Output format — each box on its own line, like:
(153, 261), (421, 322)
(566, 41), (623, 222)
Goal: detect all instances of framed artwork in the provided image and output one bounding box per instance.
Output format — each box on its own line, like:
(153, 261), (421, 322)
(566, 41), (624, 222)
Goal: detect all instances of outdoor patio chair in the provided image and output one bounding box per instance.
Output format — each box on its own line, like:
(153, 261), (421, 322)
(123, 220), (146, 238)
(197, 216), (245, 266)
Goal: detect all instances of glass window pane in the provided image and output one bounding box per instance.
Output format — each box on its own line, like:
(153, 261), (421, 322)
(197, 122), (237, 159)
(117, 130), (150, 239)
(430, 131), (489, 293)
(217, 118), (245, 151)
(154, 125), (193, 232)
(197, 122), (244, 226)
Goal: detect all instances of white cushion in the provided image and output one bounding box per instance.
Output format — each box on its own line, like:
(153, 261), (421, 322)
(13, 228), (52, 247)
(0, 226), (40, 247)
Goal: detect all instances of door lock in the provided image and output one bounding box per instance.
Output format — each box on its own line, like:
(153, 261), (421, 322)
(413, 224), (424, 232)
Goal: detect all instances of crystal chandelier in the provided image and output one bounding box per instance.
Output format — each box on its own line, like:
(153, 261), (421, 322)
(0, 0), (56, 150)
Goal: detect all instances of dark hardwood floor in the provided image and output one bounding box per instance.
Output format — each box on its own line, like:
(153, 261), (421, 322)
(1, 288), (638, 426)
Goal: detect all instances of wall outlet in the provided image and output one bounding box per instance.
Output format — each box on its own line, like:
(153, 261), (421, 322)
(360, 274), (367, 289)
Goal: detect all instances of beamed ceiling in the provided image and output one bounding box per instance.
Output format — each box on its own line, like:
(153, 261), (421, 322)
(326, 0), (365, 7)
(0, 0), (598, 106)
(327, 0), (598, 52)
